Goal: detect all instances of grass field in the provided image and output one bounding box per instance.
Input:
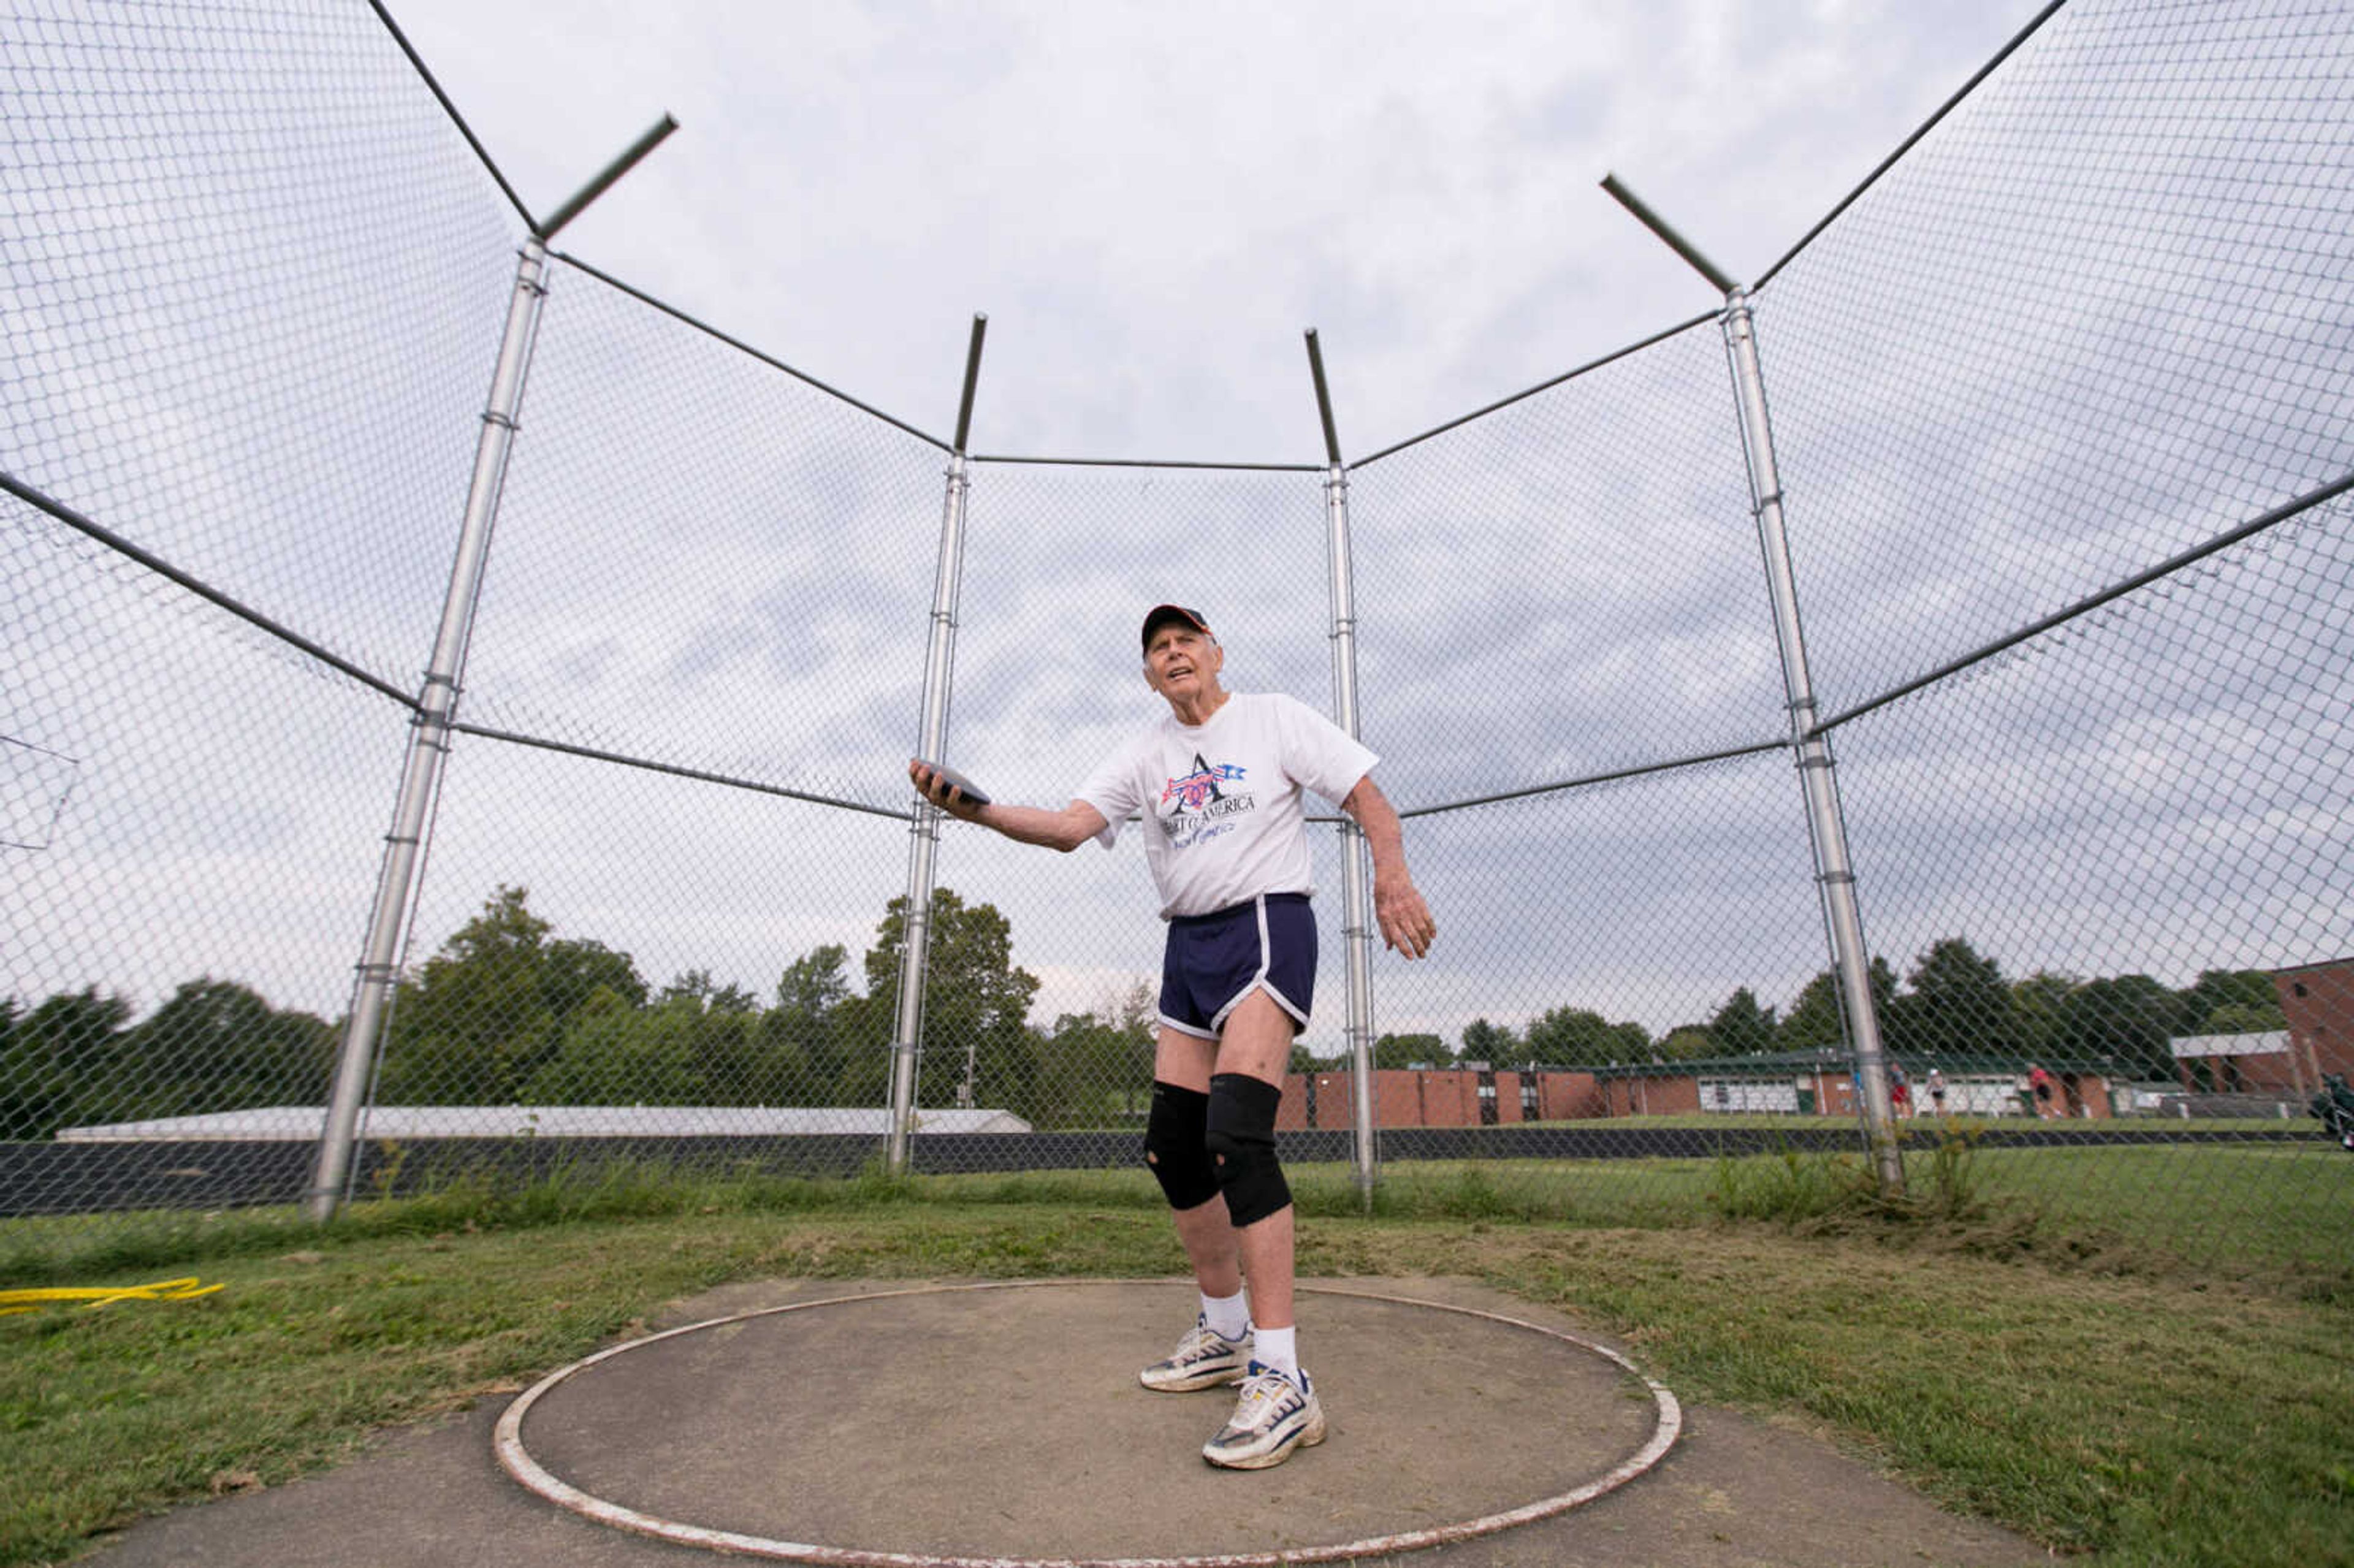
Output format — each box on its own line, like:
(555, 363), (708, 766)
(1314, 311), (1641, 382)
(2, 1144), (2350, 1567)
(1510, 1112), (2327, 1135)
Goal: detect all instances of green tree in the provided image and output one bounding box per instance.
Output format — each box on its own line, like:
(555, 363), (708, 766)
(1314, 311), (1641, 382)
(1103, 978), (1160, 1118)
(523, 991), (696, 1104)
(1658, 1026), (1713, 1060)
(826, 989), (893, 1107)
(2057, 974), (2186, 1080)
(376, 886), (646, 1104)
(659, 969), (758, 1015)
(1524, 1007), (1649, 1067)
(2178, 969), (2285, 1033)
(1777, 959), (1897, 1053)
(1889, 938), (2017, 1059)
(2204, 1001), (2286, 1035)
(1027, 1002), (1152, 1128)
(541, 931), (650, 1018)
(2009, 970), (2079, 1063)
(1460, 1018), (1518, 1065)
(854, 888), (1039, 1112)
(0, 988), (134, 1138)
(118, 979), (334, 1117)
(1372, 1032), (1447, 1069)
(1707, 987), (1777, 1056)
(753, 945), (852, 1103)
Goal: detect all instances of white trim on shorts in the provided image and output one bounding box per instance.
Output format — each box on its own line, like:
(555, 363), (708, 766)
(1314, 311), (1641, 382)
(1167, 894), (1309, 1039)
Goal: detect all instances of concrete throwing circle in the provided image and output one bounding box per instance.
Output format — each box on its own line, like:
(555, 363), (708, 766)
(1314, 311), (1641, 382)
(495, 1279), (1681, 1567)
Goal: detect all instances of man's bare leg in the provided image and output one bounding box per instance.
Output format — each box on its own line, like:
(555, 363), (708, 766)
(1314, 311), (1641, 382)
(1194, 989), (1327, 1471)
(1210, 989), (1298, 1330)
(1232, 1207), (1294, 1330)
(1154, 1026), (1241, 1300)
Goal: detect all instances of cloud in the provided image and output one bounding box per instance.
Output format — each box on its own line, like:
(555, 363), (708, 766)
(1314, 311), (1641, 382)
(376, 0), (2046, 460)
(19, 0), (2347, 1072)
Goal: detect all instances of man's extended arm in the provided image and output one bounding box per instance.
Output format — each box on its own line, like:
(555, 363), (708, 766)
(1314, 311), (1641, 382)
(1339, 775), (1436, 959)
(908, 759), (1107, 853)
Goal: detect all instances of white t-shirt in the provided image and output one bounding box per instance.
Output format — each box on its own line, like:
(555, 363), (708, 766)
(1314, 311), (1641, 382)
(1076, 691), (1379, 919)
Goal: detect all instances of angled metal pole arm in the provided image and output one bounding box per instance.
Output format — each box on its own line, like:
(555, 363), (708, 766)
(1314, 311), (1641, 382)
(1600, 173), (1738, 294)
(953, 314), (989, 455)
(536, 114), (679, 243)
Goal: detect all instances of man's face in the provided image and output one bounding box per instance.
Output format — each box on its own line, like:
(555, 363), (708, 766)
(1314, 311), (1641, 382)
(1144, 623), (1223, 702)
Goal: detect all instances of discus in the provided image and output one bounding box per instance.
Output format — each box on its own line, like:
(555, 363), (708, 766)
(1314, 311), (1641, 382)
(914, 759), (991, 807)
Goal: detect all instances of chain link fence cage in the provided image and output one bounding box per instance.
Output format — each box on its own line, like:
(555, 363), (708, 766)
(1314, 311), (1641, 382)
(5, 0), (2350, 1277)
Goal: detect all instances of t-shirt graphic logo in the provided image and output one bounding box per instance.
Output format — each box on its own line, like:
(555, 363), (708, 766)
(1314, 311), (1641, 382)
(1162, 753), (1247, 813)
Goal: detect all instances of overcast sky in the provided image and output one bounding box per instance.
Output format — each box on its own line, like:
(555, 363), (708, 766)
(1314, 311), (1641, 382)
(364, 0), (2105, 1042)
(383, 0), (2045, 463)
(16, 0), (2348, 1062)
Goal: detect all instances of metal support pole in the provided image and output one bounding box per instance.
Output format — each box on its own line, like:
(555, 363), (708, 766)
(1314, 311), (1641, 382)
(1720, 289), (1902, 1194)
(886, 315), (988, 1177)
(1600, 173), (1902, 1195)
(1306, 330), (1379, 1211)
(306, 120), (677, 1222)
(307, 237), (552, 1221)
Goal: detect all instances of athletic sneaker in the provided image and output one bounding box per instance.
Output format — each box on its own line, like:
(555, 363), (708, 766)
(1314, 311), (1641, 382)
(1202, 1361), (1326, 1469)
(1140, 1315), (1252, 1391)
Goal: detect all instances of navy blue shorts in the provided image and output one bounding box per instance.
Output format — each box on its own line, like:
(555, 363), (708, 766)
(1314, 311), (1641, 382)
(1158, 892), (1317, 1039)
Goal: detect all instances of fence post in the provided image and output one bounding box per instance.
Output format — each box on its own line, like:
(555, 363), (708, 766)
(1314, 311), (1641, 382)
(306, 237), (551, 1220)
(1720, 289), (1903, 1194)
(886, 315), (988, 1177)
(1599, 174), (1902, 1195)
(1305, 330), (1380, 1212)
(305, 118), (676, 1222)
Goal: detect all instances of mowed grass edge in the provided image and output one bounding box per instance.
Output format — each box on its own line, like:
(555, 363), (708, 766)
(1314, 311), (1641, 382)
(1, 1151), (2350, 1567)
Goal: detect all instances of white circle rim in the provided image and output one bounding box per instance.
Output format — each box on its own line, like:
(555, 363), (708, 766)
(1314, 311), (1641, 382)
(494, 1279), (1682, 1568)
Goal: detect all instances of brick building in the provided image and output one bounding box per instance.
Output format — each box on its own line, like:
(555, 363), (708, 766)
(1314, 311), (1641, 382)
(1283, 1049), (2120, 1128)
(2172, 961), (2354, 1097)
(2274, 957), (2354, 1089)
(1278, 1067), (1601, 1130)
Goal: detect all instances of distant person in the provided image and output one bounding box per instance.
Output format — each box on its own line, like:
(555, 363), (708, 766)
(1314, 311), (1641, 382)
(1889, 1063), (1911, 1119)
(2028, 1062), (2056, 1121)
(910, 603), (1435, 1471)
(1926, 1066), (1948, 1117)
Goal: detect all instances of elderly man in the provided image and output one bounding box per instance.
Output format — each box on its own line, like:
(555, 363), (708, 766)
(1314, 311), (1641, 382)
(910, 603), (1434, 1470)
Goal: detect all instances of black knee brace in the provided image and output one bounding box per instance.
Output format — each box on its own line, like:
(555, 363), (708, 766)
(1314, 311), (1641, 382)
(1204, 1072), (1290, 1227)
(1143, 1081), (1219, 1211)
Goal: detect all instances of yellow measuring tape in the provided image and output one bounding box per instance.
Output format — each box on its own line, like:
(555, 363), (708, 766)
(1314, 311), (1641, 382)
(0, 1277), (224, 1316)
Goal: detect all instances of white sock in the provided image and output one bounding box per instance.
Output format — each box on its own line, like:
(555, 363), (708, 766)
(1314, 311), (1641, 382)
(1252, 1323), (1298, 1379)
(1202, 1288), (1250, 1342)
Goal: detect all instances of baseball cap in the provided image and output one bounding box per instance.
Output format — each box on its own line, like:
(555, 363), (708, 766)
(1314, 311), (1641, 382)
(1140, 604), (1212, 652)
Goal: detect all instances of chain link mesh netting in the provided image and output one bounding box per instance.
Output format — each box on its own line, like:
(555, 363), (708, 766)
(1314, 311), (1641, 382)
(1, 0), (522, 687)
(906, 460), (1338, 1166)
(327, 257), (958, 1180)
(1746, 0), (2354, 1273)
(1758, 0), (2354, 704)
(5, 0), (2352, 1271)
(459, 263), (953, 815)
(1347, 322), (1783, 806)
(352, 738), (915, 1166)
(4, 488), (421, 1211)
(1812, 497), (2354, 1270)
(3, 0), (519, 1212)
